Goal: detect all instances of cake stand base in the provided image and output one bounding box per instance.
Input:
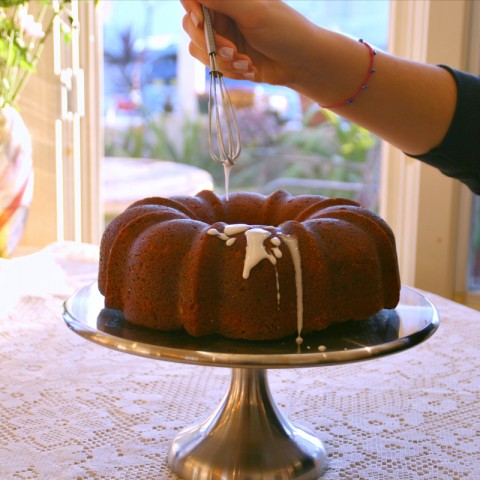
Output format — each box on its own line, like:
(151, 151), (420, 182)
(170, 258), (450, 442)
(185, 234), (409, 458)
(168, 368), (327, 480)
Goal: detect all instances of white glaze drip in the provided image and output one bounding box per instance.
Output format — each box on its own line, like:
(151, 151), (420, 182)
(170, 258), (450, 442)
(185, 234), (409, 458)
(207, 223), (304, 341)
(274, 267), (280, 307)
(281, 235), (304, 342)
(243, 228), (277, 279)
(208, 224), (249, 245)
(207, 228), (220, 236)
(272, 247), (282, 259)
(271, 237), (281, 246)
(224, 163), (233, 201)
(224, 224), (250, 236)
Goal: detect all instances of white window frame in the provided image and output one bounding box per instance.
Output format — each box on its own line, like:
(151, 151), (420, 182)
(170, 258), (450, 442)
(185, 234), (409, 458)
(17, 1), (102, 249)
(454, 0), (480, 308)
(78, 1), (103, 245)
(380, 0), (470, 300)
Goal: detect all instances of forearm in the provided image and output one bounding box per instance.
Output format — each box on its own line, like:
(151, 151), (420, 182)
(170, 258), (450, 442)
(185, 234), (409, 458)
(293, 28), (457, 155)
(182, 0), (457, 155)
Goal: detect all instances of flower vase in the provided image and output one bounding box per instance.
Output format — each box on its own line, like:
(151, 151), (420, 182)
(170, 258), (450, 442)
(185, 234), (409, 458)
(0, 107), (34, 258)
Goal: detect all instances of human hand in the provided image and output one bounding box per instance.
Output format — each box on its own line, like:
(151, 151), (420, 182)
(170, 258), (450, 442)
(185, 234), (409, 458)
(180, 0), (319, 88)
(181, 0), (458, 158)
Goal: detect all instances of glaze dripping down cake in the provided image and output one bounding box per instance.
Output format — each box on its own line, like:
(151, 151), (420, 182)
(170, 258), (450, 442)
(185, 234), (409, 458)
(98, 190), (401, 341)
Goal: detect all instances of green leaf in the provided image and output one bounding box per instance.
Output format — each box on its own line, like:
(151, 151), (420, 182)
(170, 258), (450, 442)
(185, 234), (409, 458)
(0, 0), (27, 7)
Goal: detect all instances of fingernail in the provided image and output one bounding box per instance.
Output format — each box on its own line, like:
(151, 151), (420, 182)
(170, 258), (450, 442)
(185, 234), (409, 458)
(233, 60), (249, 71)
(243, 72), (255, 80)
(219, 47), (234, 60)
(190, 11), (199, 28)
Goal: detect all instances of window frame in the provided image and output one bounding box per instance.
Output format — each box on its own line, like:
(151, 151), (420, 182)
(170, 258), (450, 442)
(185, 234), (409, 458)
(380, 0), (470, 300)
(454, 0), (480, 308)
(17, 0), (102, 248)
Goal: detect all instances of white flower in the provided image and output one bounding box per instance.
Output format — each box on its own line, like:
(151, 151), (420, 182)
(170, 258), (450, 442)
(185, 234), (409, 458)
(18, 11), (45, 40)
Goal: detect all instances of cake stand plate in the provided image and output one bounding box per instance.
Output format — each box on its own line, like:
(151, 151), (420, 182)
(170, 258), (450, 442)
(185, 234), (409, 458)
(63, 284), (439, 480)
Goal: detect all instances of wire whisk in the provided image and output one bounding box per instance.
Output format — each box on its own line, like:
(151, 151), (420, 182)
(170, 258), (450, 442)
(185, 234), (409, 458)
(202, 6), (241, 166)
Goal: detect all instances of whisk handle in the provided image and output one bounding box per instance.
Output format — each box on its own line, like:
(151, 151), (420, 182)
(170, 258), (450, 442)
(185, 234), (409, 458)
(202, 6), (216, 56)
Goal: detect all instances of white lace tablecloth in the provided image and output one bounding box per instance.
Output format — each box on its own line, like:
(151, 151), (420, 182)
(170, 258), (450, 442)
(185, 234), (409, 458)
(1, 242), (479, 479)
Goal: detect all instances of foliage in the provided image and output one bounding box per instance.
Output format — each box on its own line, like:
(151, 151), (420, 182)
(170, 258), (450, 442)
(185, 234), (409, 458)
(104, 106), (379, 201)
(104, 113), (212, 173)
(0, 0), (73, 108)
(269, 107), (378, 190)
(277, 108), (376, 167)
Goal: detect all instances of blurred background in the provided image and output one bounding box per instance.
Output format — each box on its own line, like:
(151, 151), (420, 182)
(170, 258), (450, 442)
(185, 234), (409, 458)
(11, 0), (480, 308)
(102, 0), (389, 218)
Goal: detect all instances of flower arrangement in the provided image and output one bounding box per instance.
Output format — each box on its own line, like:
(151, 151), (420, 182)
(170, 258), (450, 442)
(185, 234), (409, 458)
(0, 0), (73, 109)
(0, 1), (74, 256)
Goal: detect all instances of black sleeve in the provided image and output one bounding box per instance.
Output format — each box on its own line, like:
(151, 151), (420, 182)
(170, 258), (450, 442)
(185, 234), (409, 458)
(407, 66), (480, 195)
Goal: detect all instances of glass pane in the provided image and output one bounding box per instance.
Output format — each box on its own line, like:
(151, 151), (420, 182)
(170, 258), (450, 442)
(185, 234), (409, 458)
(102, 1), (390, 227)
(465, 2), (480, 299)
(468, 196), (480, 291)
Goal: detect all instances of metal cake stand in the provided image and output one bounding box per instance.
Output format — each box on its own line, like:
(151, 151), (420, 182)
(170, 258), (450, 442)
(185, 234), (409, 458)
(63, 283), (439, 480)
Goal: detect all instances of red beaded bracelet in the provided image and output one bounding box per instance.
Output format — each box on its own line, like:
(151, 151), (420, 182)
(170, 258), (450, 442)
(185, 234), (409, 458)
(320, 39), (377, 109)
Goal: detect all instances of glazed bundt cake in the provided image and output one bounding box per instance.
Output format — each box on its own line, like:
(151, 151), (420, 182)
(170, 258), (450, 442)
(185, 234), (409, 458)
(98, 190), (401, 341)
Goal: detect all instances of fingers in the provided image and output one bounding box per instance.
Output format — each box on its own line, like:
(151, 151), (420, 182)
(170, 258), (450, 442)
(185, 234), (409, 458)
(182, 11), (257, 81)
(180, 0), (204, 28)
(187, 34), (257, 81)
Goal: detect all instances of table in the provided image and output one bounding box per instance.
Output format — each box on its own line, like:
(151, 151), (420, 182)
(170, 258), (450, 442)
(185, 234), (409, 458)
(102, 157), (214, 215)
(1, 242), (479, 479)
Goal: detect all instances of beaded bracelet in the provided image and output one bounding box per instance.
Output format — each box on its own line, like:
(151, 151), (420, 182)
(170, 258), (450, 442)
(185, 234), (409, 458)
(320, 39), (377, 109)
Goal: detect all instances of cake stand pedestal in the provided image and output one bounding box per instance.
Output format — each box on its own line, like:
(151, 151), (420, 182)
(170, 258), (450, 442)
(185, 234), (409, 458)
(168, 367), (326, 479)
(63, 284), (439, 480)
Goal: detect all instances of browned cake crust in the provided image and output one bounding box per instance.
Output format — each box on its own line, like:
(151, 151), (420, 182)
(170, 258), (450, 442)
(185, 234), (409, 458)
(99, 190), (401, 340)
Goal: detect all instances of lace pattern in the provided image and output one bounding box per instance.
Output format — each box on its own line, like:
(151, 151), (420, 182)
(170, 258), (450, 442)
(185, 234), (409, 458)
(1, 242), (479, 479)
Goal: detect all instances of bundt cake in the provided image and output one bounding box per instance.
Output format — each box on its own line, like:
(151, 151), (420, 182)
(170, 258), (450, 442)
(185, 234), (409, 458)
(98, 190), (400, 341)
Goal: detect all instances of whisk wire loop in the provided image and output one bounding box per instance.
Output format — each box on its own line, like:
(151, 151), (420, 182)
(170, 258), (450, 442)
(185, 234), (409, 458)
(209, 70), (241, 165)
(202, 6), (241, 166)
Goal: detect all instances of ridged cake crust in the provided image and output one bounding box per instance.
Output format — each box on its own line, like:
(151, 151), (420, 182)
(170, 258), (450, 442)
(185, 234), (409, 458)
(99, 190), (401, 340)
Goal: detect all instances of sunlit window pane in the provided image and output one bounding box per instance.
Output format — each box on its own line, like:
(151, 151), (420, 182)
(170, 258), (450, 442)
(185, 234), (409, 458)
(102, 0), (390, 222)
(468, 196), (480, 291)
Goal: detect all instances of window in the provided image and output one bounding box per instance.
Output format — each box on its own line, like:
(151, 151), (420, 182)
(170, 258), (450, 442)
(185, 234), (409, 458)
(380, 0), (473, 302)
(468, 199), (480, 291)
(17, 0), (478, 310)
(101, 0), (390, 225)
(455, 0), (480, 309)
